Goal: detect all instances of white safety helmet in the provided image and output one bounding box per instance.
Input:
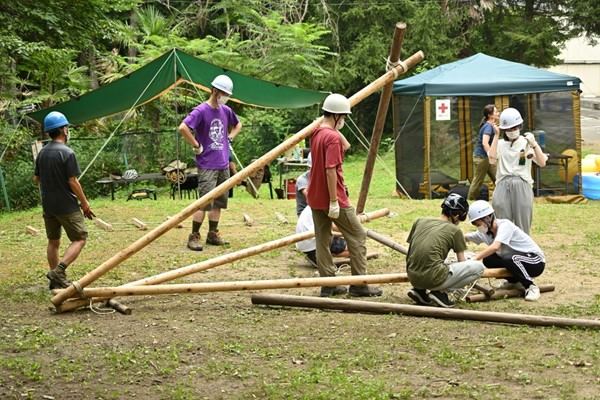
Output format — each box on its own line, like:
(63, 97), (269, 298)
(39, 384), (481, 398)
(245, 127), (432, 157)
(499, 107), (523, 130)
(322, 93), (352, 115)
(211, 74), (233, 95)
(468, 200), (495, 224)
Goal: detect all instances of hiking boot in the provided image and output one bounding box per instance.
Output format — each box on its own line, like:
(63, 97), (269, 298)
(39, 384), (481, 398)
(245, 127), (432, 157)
(320, 286), (348, 297)
(206, 230), (229, 246)
(46, 267), (70, 290)
(429, 291), (455, 308)
(187, 232), (203, 251)
(407, 288), (433, 306)
(524, 284), (541, 301)
(349, 285), (383, 297)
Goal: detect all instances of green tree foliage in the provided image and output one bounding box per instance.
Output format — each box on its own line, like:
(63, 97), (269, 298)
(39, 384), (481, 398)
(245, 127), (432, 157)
(1, 0), (596, 210)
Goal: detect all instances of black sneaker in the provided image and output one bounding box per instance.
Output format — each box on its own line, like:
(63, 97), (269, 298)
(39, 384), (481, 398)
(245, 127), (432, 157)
(429, 291), (455, 308)
(348, 285), (383, 297)
(407, 288), (433, 306)
(320, 286), (348, 297)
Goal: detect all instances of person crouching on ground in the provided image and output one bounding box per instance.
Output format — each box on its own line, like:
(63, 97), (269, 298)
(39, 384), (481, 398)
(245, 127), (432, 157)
(465, 200), (545, 301)
(406, 194), (485, 308)
(295, 205), (350, 267)
(306, 93), (382, 298)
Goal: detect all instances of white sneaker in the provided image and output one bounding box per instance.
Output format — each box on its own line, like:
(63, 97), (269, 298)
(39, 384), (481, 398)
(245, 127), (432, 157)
(525, 285), (541, 301)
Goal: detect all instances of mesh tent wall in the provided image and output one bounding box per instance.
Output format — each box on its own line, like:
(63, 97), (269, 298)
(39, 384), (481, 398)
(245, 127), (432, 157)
(392, 53), (582, 199)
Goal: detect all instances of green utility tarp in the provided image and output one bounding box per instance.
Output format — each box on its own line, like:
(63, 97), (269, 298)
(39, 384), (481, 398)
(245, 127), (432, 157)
(392, 53), (581, 96)
(28, 49), (328, 125)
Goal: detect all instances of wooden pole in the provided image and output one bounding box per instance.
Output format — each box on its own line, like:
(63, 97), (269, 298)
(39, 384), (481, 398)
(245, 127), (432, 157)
(365, 229), (408, 254)
(106, 299), (132, 315)
(55, 269), (510, 300)
(356, 22), (406, 214)
(423, 96), (432, 199)
(51, 50), (425, 308)
(467, 284), (555, 303)
(251, 294), (600, 329)
(57, 209), (390, 313)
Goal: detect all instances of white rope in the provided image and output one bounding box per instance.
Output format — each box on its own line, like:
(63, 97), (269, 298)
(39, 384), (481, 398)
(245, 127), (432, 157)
(387, 88), (425, 153)
(345, 116), (412, 199)
(79, 50), (176, 179)
(88, 298), (116, 315)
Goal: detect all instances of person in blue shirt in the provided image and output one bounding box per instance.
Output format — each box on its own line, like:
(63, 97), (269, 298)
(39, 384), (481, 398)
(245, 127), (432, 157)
(468, 104), (498, 200)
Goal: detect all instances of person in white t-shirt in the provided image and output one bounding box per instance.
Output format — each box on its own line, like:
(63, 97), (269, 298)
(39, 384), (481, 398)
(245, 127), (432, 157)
(295, 205), (349, 266)
(295, 153), (311, 216)
(465, 200), (545, 301)
(488, 107), (547, 234)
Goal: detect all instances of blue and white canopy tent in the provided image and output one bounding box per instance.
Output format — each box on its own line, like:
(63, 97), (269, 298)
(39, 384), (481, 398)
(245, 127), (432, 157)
(391, 53), (582, 198)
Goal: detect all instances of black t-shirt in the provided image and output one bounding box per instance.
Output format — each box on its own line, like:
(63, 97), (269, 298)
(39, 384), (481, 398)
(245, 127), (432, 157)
(34, 141), (81, 215)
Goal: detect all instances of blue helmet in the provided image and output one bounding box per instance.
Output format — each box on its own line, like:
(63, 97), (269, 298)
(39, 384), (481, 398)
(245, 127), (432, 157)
(43, 111), (69, 132)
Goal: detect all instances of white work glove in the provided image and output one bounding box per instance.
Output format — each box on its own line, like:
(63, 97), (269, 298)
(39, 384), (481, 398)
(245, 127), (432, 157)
(193, 144), (203, 155)
(328, 200), (340, 219)
(524, 132), (537, 147)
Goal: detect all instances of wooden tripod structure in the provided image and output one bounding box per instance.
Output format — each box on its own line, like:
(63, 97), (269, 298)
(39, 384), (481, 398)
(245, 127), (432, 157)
(50, 26), (425, 312)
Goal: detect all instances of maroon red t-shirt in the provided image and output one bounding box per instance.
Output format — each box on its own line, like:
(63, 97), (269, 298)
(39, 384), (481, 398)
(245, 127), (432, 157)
(306, 127), (350, 210)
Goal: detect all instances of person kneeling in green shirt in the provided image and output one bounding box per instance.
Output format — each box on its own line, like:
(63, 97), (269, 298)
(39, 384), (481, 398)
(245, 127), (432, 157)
(405, 193), (485, 307)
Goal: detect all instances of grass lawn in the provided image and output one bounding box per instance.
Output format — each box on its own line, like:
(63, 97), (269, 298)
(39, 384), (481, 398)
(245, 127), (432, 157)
(1, 151), (599, 399)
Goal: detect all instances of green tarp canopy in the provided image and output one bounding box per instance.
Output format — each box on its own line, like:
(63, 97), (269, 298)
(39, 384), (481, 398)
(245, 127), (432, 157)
(28, 48), (328, 125)
(392, 53), (581, 96)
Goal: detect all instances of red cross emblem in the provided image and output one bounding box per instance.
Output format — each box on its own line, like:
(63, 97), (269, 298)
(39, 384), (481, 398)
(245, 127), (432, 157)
(438, 102), (448, 113)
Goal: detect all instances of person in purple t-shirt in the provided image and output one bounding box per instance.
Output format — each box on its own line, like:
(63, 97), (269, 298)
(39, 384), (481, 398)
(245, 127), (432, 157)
(178, 74), (242, 250)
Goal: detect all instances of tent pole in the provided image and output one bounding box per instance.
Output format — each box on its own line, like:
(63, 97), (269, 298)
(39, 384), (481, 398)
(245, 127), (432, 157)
(458, 97), (468, 181)
(356, 22), (406, 214)
(55, 269), (509, 300)
(56, 209), (390, 312)
(50, 50), (425, 308)
(423, 97), (431, 199)
(572, 90), (582, 194)
(527, 94), (534, 131)
(251, 294), (600, 329)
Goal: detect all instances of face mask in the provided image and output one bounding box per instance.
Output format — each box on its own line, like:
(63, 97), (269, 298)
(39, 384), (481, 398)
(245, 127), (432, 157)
(506, 129), (520, 140)
(218, 95), (230, 105)
(477, 224), (488, 234)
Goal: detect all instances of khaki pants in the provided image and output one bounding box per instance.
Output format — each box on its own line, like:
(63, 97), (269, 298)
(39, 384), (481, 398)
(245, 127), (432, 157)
(312, 207), (367, 277)
(468, 156), (496, 200)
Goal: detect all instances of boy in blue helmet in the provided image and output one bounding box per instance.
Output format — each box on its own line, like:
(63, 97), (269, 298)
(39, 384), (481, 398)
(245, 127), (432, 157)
(34, 111), (95, 290)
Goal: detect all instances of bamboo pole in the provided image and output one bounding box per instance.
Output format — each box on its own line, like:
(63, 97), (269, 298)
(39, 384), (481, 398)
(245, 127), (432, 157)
(50, 50), (425, 308)
(55, 269), (510, 300)
(356, 22), (406, 214)
(423, 97), (432, 199)
(365, 229), (408, 254)
(467, 284), (555, 303)
(57, 209), (390, 313)
(251, 294), (600, 329)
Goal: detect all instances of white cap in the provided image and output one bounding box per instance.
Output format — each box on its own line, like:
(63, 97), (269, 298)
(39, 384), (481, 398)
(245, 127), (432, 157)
(468, 200), (495, 223)
(322, 93), (351, 114)
(499, 107), (523, 130)
(211, 74), (233, 95)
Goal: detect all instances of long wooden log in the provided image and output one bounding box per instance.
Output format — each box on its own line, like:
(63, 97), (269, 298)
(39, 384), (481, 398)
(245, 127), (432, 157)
(55, 269), (510, 300)
(251, 293), (600, 329)
(467, 284), (555, 303)
(357, 22), (407, 213)
(56, 209), (389, 313)
(51, 50), (425, 308)
(365, 229), (408, 254)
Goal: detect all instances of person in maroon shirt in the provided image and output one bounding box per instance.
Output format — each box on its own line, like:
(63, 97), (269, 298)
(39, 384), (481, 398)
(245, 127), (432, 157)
(306, 93), (382, 298)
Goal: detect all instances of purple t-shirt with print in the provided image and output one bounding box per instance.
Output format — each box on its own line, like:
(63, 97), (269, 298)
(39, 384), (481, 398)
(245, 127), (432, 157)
(182, 102), (239, 170)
